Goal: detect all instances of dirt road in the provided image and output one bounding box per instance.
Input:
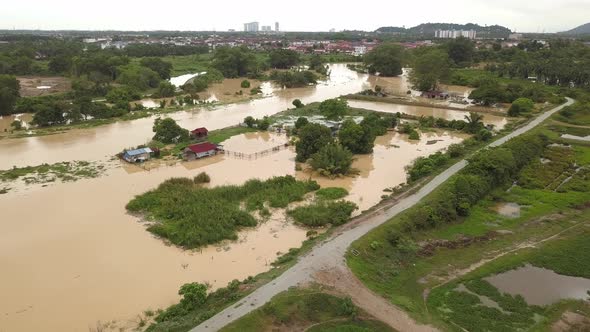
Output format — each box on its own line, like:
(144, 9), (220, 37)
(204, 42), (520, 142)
(191, 98), (574, 332)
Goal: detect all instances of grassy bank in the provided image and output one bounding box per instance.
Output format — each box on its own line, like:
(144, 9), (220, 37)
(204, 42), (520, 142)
(347, 116), (590, 330)
(221, 287), (395, 332)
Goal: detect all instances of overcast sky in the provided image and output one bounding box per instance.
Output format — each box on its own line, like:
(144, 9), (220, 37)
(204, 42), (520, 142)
(2, 0), (589, 33)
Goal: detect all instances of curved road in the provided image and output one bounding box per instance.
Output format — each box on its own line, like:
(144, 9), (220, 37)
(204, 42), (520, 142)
(191, 98), (574, 332)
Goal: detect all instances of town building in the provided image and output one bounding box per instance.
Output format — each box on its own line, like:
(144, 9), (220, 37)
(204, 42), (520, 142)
(435, 29), (477, 39)
(244, 22), (259, 32)
(183, 142), (218, 161)
(275, 22), (280, 32)
(261, 26), (272, 32)
(122, 148), (152, 163)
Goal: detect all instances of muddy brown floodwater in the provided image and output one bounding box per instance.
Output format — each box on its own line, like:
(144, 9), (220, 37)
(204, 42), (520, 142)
(348, 100), (508, 130)
(0, 64), (373, 169)
(0, 128), (465, 331)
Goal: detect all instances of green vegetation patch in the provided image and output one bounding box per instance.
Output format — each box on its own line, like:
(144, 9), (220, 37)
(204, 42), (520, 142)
(221, 287), (395, 332)
(0, 160), (105, 185)
(288, 200), (358, 227)
(315, 187), (349, 200)
(126, 176), (320, 248)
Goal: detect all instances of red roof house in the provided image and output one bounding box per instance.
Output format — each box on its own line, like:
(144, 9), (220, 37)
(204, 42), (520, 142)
(183, 142), (218, 161)
(190, 127), (209, 139)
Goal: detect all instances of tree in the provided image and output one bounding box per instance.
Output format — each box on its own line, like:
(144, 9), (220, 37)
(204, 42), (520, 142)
(464, 112), (485, 134)
(363, 43), (405, 77)
(309, 143), (354, 176)
(117, 64), (161, 91)
(295, 116), (309, 129)
(178, 282), (208, 309)
(476, 128), (493, 141)
(156, 81), (176, 98)
(140, 57), (173, 79)
(244, 116), (256, 128)
(446, 37), (475, 67)
(32, 103), (67, 127)
(152, 118), (189, 143)
(292, 99), (304, 108)
(508, 97), (534, 117)
(269, 49), (300, 69)
(409, 48), (451, 91)
(10, 120), (22, 130)
(257, 116), (270, 130)
(338, 119), (375, 154)
(468, 79), (505, 106)
(295, 123), (334, 162)
(319, 98), (348, 120)
(0, 75), (20, 115)
(212, 46), (260, 78)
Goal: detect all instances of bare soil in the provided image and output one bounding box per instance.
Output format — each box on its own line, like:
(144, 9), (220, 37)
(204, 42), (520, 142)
(17, 76), (72, 97)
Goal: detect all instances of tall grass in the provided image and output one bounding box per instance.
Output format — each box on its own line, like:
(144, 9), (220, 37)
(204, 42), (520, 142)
(126, 175), (319, 248)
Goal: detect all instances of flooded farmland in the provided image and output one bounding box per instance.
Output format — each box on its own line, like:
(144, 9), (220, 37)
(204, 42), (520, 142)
(0, 64), (504, 331)
(0, 128), (466, 331)
(485, 264), (590, 306)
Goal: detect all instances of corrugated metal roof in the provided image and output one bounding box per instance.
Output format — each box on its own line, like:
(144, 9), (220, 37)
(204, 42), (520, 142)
(124, 148), (153, 156)
(186, 142), (217, 154)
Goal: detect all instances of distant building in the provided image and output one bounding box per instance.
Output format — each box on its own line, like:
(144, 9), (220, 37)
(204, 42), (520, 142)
(261, 25), (272, 32)
(329, 28), (336, 33)
(508, 33), (523, 40)
(228, 29), (235, 32)
(353, 46), (367, 56)
(244, 22), (259, 32)
(435, 30), (477, 39)
(275, 22), (280, 32)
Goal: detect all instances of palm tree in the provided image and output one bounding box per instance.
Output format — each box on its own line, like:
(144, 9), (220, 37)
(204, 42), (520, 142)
(464, 112), (484, 133)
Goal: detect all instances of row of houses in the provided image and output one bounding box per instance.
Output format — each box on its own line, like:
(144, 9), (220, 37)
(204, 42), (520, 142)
(122, 127), (221, 163)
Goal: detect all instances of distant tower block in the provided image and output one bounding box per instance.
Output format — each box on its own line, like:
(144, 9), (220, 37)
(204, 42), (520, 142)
(275, 22), (279, 32)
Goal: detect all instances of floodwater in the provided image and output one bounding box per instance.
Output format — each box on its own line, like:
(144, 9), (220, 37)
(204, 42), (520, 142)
(221, 132), (289, 154)
(0, 113), (33, 132)
(296, 130), (466, 211)
(348, 100), (508, 130)
(0, 64), (374, 169)
(0, 128), (465, 331)
(485, 264), (590, 306)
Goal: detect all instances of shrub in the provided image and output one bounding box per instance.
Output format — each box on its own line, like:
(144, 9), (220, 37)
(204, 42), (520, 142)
(508, 97), (534, 117)
(288, 200), (358, 227)
(240, 80), (251, 88)
(316, 187), (349, 200)
(194, 172), (211, 184)
(292, 99), (304, 108)
(408, 129), (420, 140)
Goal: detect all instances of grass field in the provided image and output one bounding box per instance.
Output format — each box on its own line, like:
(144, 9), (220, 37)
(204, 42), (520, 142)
(221, 287), (395, 332)
(347, 116), (590, 331)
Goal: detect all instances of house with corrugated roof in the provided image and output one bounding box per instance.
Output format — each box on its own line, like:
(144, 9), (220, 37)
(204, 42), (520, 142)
(123, 148), (153, 163)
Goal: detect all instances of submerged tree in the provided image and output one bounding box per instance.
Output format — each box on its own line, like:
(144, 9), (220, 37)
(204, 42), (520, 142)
(152, 117), (189, 143)
(363, 43), (405, 77)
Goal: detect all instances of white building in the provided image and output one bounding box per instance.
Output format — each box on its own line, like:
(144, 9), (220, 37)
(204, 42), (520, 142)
(435, 30), (477, 39)
(261, 25), (272, 32)
(275, 22), (280, 32)
(353, 46), (367, 56)
(244, 22), (259, 32)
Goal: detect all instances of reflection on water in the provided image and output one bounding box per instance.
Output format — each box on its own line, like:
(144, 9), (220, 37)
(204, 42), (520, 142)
(485, 264), (590, 306)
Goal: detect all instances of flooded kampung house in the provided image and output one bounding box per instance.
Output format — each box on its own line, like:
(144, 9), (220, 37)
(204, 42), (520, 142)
(190, 127), (209, 140)
(183, 142), (218, 161)
(122, 147), (153, 163)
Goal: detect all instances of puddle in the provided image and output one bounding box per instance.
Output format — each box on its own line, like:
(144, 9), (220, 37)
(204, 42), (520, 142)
(495, 202), (521, 218)
(485, 264), (590, 306)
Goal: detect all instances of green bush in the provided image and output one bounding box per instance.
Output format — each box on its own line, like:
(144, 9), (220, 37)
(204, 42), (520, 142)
(316, 187), (349, 200)
(194, 172), (211, 184)
(240, 79), (251, 88)
(288, 200), (358, 227)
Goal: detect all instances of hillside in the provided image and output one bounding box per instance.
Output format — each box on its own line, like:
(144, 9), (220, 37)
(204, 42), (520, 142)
(561, 22), (590, 35)
(375, 23), (511, 38)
